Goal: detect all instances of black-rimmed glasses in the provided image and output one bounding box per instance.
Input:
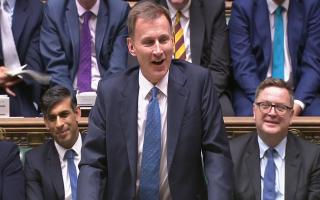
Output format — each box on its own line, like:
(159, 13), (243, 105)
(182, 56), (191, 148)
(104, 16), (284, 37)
(255, 101), (293, 116)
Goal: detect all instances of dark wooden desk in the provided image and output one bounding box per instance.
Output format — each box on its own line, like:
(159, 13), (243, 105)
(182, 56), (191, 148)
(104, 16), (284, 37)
(0, 117), (319, 146)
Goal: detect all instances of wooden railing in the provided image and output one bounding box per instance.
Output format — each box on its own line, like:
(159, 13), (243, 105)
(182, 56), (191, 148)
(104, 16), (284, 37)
(0, 117), (319, 146)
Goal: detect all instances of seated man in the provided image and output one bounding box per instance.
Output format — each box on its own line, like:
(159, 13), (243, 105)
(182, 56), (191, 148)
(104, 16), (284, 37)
(24, 86), (83, 200)
(229, 0), (320, 116)
(230, 78), (320, 199)
(0, 141), (25, 199)
(0, 0), (44, 116)
(41, 0), (130, 93)
(128, 0), (234, 115)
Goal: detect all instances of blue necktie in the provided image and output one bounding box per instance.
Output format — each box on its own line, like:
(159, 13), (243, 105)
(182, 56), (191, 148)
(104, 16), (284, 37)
(64, 149), (78, 200)
(139, 87), (161, 200)
(77, 11), (92, 92)
(272, 6), (284, 79)
(263, 149), (276, 200)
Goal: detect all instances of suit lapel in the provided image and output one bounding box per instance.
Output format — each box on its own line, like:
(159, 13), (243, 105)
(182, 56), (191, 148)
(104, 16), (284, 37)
(245, 134), (261, 200)
(254, 0), (271, 73)
(287, 0), (303, 75)
(189, 0), (205, 64)
(66, 0), (80, 69)
(119, 68), (139, 185)
(166, 63), (188, 172)
(95, 0), (108, 67)
(12, 0), (28, 45)
(285, 134), (301, 200)
(47, 141), (65, 199)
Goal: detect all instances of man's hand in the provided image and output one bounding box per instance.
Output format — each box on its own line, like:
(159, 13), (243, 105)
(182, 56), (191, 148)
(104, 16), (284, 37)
(0, 66), (22, 96)
(293, 103), (302, 116)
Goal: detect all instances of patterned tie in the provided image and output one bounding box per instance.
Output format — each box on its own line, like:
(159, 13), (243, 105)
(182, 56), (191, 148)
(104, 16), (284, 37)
(174, 11), (186, 60)
(139, 87), (161, 200)
(272, 6), (284, 79)
(263, 149), (276, 200)
(77, 11), (92, 92)
(0, 0), (21, 69)
(64, 149), (78, 200)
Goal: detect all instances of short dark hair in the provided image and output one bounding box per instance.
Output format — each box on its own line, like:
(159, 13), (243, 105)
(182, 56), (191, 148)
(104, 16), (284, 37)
(127, 0), (172, 38)
(255, 78), (294, 106)
(41, 86), (77, 117)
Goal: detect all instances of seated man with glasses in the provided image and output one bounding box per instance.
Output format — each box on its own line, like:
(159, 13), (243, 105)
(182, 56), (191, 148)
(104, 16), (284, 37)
(230, 78), (320, 200)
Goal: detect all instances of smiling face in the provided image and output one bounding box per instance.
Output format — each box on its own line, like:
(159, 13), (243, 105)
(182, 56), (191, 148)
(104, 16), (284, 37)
(44, 98), (80, 149)
(253, 86), (293, 146)
(127, 14), (174, 84)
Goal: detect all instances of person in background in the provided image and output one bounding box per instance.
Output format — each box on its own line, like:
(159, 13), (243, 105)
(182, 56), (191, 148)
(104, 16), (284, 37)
(158, 0), (233, 116)
(230, 78), (320, 200)
(77, 1), (233, 199)
(0, 140), (25, 199)
(24, 86), (83, 200)
(0, 0), (44, 116)
(41, 0), (130, 93)
(229, 0), (320, 116)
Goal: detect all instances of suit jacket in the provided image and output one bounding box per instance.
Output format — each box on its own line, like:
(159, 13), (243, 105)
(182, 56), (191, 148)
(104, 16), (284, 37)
(40, 0), (130, 92)
(24, 139), (65, 200)
(0, 141), (25, 200)
(24, 133), (85, 200)
(78, 60), (233, 200)
(229, 0), (320, 115)
(0, 0), (43, 116)
(230, 132), (320, 200)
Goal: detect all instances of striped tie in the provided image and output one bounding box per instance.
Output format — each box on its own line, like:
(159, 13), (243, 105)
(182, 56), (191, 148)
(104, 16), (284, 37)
(174, 11), (186, 60)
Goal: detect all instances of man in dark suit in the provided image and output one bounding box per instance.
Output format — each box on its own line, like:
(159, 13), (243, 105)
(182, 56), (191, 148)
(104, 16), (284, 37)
(40, 0), (130, 92)
(230, 78), (320, 200)
(153, 0), (233, 115)
(78, 1), (233, 200)
(0, 141), (25, 200)
(229, 0), (320, 116)
(24, 86), (83, 200)
(0, 0), (43, 116)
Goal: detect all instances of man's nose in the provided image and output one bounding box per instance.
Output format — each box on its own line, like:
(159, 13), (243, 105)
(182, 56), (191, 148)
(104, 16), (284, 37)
(152, 41), (163, 55)
(56, 116), (64, 127)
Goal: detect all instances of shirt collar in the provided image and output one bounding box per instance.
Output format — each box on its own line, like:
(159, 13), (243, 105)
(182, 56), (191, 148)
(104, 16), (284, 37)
(166, 0), (191, 20)
(267, 0), (289, 14)
(76, 0), (100, 17)
(3, 0), (15, 12)
(55, 133), (82, 161)
(258, 135), (287, 160)
(138, 69), (169, 100)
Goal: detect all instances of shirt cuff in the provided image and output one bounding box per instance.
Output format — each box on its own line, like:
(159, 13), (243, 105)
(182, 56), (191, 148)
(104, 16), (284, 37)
(294, 99), (305, 110)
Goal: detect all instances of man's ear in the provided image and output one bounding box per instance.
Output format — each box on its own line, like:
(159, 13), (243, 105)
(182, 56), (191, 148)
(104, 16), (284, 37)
(127, 37), (136, 56)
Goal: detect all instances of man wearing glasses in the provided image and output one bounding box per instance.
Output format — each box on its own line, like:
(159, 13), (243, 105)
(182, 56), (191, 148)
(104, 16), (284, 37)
(230, 78), (320, 200)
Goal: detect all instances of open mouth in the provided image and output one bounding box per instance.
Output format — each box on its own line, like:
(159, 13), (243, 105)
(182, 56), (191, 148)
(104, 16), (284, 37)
(152, 60), (164, 65)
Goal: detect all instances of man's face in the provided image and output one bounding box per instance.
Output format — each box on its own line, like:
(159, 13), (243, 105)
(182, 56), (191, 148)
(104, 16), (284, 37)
(253, 86), (293, 140)
(127, 15), (174, 84)
(44, 98), (80, 149)
(169, 0), (190, 10)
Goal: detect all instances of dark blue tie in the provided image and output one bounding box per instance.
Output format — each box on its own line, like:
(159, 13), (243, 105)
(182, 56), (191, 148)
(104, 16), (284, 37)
(64, 149), (78, 200)
(77, 11), (92, 92)
(139, 87), (161, 200)
(263, 149), (276, 200)
(272, 6), (284, 79)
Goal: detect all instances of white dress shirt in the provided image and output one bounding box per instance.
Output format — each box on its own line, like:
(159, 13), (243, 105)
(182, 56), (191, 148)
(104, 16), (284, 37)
(136, 70), (171, 200)
(258, 136), (286, 200)
(55, 134), (82, 200)
(74, 0), (101, 92)
(166, 0), (192, 62)
(3, 0), (15, 23)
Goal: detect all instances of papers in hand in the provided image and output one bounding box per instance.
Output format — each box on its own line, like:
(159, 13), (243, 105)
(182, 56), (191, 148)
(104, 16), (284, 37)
(6, 64), (51, 85)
